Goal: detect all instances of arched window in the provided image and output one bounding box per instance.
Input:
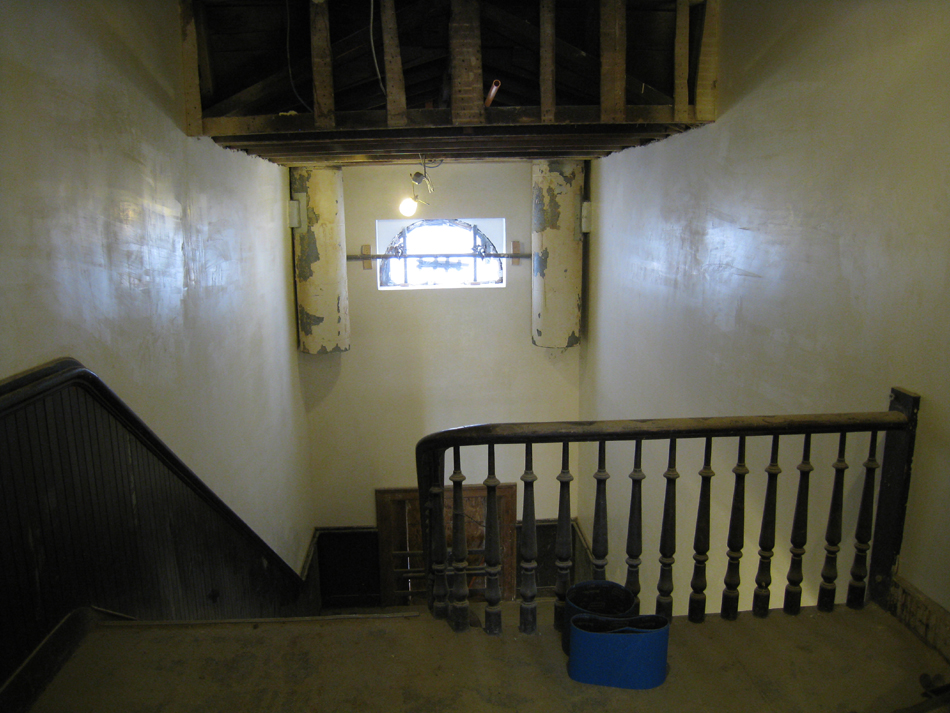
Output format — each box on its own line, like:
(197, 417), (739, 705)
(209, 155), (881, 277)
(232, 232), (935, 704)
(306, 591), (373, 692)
(376, 218), (506, 290)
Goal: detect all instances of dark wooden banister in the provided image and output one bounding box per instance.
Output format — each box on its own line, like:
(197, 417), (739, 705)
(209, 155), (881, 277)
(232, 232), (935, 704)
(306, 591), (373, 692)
(1, 358), (311, 685)
(416, 387), (920, 633)
(0, 358), (302, 586)
(417, 412), (909, 452)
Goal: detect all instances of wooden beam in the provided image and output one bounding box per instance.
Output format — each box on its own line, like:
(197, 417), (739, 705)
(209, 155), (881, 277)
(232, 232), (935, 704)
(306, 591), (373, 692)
(482, 4), (670, 106)
(222, 135), (667, 155)
(203, 113), (316, 137)
(694, 0), (719, 122)
(674, 0), (690, 122)
(180, 0), (204, 136)
(203, 104), (685, 139)
(211, 113), (680, 143)
(194, 0), (215, 104)
(204, 59), (310, 118)
(261, 150), (622, 166)
(599, 0), (625, 123)
(450, 0), (484, 125)
(332, 0), (436, 64)
(380, 0), (408, 127)
(310, 0), (335, 127)
(539, 0), (555, 122)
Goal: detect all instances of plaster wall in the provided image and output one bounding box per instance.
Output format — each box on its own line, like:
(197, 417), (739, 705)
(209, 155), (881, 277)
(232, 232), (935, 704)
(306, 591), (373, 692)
(299, 162), (580, 527)
(581, 0), (950, 612)
(0, 1), (314, 569)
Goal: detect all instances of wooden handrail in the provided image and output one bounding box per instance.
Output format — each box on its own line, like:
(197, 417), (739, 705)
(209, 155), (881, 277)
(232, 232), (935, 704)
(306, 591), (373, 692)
(416, 388), (920, 633)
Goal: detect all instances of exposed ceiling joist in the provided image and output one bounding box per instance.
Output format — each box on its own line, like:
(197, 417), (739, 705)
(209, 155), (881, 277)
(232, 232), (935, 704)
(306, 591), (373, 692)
(181, 0), (719, 165)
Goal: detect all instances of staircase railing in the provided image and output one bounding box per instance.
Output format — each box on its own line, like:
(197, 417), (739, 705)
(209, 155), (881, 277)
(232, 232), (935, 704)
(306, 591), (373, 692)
(416, 388), (919, 634)
(0, 359), (309, 684)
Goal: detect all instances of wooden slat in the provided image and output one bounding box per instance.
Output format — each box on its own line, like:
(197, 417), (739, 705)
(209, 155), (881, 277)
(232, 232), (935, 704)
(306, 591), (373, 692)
(694, 0), (719, 122)
(180, 0), (204, 136)
(380, 0), (407, 127)
(375, 491), (398, 607)
(310, 0), (335, 127)
(674, 0), (690, 122)
(450, 0), (484, 125)
(539, 0), (555, 123)
(599, 0), (626, 123)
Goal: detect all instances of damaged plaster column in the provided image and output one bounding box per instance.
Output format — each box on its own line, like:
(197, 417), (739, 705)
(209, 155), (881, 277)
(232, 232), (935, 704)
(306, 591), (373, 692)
(531, 160), (584, 348)
(290, 167), (350, 354)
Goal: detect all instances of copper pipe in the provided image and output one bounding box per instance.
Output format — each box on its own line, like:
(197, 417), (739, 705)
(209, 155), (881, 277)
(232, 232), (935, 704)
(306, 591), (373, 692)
(484, 79), (501, 107)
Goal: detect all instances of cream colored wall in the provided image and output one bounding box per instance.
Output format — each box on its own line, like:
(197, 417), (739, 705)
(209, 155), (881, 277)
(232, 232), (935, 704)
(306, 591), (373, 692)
(0, 2), (314, 569)
(299, 162), (580, 527)
(581, 0), (950, 612)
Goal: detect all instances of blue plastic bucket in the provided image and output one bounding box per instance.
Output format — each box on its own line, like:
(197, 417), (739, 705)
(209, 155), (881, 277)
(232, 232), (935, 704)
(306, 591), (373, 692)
(562, 580), (637, 655)
(568, 613), (670, 690)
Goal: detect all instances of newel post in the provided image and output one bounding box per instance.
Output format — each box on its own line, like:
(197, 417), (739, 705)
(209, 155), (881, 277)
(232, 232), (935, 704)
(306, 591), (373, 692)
(868, 387), (921, 606)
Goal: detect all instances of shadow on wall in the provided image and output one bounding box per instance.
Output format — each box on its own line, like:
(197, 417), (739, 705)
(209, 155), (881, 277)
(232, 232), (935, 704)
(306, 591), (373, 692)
(297, 351), (342, 413)
(64, 3), (178, 123)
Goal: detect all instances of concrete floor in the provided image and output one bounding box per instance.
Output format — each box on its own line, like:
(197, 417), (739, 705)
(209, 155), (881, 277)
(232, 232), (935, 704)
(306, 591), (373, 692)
(28, 599), (950, 713)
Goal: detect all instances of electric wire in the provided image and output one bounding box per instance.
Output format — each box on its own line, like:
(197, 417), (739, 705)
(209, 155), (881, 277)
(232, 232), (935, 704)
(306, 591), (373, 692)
(286, 0), (314, 113)
(368, 0), (387, 100)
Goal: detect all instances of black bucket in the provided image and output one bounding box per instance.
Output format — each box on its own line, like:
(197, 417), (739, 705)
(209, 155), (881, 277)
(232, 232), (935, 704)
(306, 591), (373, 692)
(562, 580), (637, 655)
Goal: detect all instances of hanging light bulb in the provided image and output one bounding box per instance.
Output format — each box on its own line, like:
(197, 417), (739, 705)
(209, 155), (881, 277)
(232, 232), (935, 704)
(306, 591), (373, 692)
(396, 155), (437, 216)
(399, 197), (418, 217)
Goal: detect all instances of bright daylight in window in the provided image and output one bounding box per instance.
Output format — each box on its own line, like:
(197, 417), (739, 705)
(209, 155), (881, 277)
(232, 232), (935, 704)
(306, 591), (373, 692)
(375, 218), (506, 290)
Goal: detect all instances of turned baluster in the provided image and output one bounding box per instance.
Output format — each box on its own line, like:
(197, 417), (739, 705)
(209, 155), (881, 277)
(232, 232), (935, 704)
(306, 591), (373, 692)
(484, 444), (502, 634)
(847, 432), (879, 609)
(818, 433), (849, 611)
(519, 443), (539, 634)
(784, 435), (813, 614)
(553, 442), (574, 632)
(656, 439), (679, 620)
(625, 440), (644, 615)
(753, 435), (781, 617)
(449, 445), (469, 632)
(721, 437), (748, 620)
(689, 438), (715, 623)
(428, 451), (449, 619)
(592, 441), (610, 580)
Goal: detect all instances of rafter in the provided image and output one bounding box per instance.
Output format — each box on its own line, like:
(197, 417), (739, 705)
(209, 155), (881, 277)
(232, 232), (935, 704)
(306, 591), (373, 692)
(600, 0), (626, 123)
(450, 0), (484, 125)
(380, 0), (407, 127)
(310, 0), (334, 127)
(674, 0), (690, 122)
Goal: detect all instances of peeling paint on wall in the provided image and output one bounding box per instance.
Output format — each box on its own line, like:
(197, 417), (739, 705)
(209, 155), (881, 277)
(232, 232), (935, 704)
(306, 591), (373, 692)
(294, 219), (321, 282)
(297, 304), (325, 336)
(531, 160), (584, 348)
(533, 247), (549, 278)
(290, 167), (350, 354)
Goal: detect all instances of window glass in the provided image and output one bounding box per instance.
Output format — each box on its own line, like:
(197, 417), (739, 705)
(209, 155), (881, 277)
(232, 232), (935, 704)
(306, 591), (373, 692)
(375, 218), (506, 290)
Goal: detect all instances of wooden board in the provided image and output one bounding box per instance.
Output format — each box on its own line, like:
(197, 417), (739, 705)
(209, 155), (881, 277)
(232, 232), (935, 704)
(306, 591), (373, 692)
(376, 484), (517, 607)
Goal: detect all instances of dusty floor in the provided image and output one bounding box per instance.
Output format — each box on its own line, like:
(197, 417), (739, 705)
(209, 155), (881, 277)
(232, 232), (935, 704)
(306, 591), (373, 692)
(28, 599), (950, 713)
